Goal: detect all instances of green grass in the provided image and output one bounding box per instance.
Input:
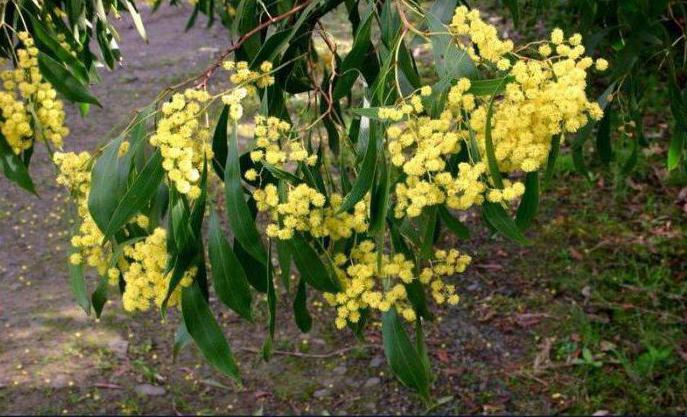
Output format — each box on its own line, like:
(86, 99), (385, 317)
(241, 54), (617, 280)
(506, 154), (687, 413)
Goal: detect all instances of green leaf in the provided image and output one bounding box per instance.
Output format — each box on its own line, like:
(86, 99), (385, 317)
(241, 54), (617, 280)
(0, 133), (36, 194)
(68, 247), (90, 315)
(596, 107), (613, 165)
(29, 15), (89, 83)
(262, 244), (276, 361)
(276, 238), (292, 293)
(427, 10), (475, 80)
(234, 238), (268, 293)
(482, 202), (529, 244)
(419, 206), (438, 260)
(91, 276), (108, 319)
(211, 105), (229, 179)
(37, 52), (100, 106)
(515, 171), (539, 230)
(88, 136), (132, 235)
(438, 206), (469, 239)
(288, 234), (340, 293)
(382, 309), (431, 401)
(161, 250), (198, 313)
(483, 81), (509, 189)
(293, 278), (312, 332)
(668, 128), (685, 170)
(388, 221), (433, 320)
(333, 9), (376, 100)
(173, 321), (192, 362)
(338, 121), (378, 213)
(225, 121), (267, 263)
(369, 155), (390, 234)
(182, 281), (240, 381)
(102, 150), (164, 239)
(208, 211), (253, 321)
(544, 134), (561, 186)
(467, 76), (514, 96)
(503, 0), (519, 25)
(122, 0), (147, 42)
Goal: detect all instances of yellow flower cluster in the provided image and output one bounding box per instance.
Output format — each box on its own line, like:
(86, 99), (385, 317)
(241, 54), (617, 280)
(150, 89), (213, 199)
(0, 32), (68, 153)
(223, 60), (275, 91)
(254, 183), (368, 241)
(419, 249), (469, 305)
(324, 240), (418, 328)
(54, 151), (111, 276)
(449, 6), (514, 67)
(449, 17), (607, 173)
(383, 101), (491, 218)
(121, 227), (196, 312)
(247, 115), (316, 168)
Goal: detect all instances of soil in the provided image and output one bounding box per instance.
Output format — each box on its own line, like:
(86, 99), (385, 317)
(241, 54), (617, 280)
(1, 4), (685, 416)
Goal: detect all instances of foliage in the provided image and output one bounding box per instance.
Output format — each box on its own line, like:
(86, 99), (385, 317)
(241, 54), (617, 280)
(0, 0), (610, 403)
(504, 0), (687, 178)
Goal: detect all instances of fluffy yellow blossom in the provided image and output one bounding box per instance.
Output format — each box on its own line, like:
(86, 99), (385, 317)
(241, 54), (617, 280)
(150, 89), (213, 198)
(0, 32), (68, 153)
(595, 58), (609, 71)
(254, 183), (369, 241)
(247, 115), (316, 167)
(121, 228), (196, 312)
(449, 6), (514, 65)
(54, 151), (111, 276)
(324, 242), (468, 328)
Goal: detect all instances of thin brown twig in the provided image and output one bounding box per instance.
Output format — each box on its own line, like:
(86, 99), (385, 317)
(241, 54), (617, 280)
(238, 344), (380, 359)
(193, 0), (313, 88)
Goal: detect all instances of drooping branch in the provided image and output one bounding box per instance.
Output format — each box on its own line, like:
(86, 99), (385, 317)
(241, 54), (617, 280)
(194, 0), (313, 88)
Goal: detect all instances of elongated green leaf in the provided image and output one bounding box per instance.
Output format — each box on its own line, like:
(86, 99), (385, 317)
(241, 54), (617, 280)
(419, 206), (438, 260)
(211, 105), (229, 179)
(37, 52), (100, 105)
(0, 133), (36, 194)
(293, 278), (312, 332)
(668, 128), (685, 170)
(123, 0), (147, 41)
(484, 82), (507, 189)
(288, 234), (340, 293)
(68, 247), (90, 315)
(544, 134), (561, 186)
(333, 9), (376, 99)
(262, 244), (276, 360)
(234, 238), (268, 293)
(382, 309), (430, 401)
(482, 202), (529, 244)
(388, 221), (433, 320)
(276, 238), (291, 293)
(88, 136), (132, 234)
(182, 281), (240, 380)
(438, 206), (469, 239)
(208, 211), (253, 321)
(102, 150), (164, 238)
(369, 155), (390, 233)
(467, 76), (514, 96)
(91, 276), (108, 319)
(161, 250), (198, 313)
(427, 10), (475, 80)
(225, 122), (267, 263)
(338, 122), (377, 213)
(173, 320), (192, 361)
(515, 171), (539, 230)
(29, 15), (89, 83)
(596, 107), (612, 165)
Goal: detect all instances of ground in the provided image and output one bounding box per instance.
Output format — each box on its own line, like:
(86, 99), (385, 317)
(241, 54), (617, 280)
(1, 5), (686, 416)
